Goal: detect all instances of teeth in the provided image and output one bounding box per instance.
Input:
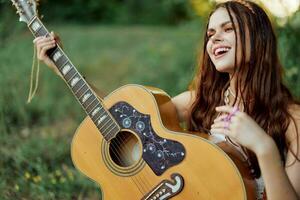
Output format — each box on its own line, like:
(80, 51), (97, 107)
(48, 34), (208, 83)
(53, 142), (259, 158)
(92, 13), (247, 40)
(214, 47), (230, 56)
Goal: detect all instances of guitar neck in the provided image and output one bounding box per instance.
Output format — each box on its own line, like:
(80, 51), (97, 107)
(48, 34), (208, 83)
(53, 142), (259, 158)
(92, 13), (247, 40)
(28, 16), (120, 141)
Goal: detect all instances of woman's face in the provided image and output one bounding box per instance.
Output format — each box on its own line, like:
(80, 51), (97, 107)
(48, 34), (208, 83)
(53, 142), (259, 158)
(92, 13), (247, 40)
(206, 7), (250, 74)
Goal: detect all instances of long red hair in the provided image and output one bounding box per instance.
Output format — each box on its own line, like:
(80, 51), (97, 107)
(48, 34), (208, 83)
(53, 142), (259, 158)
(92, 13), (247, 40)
(188, 0), (299, 178)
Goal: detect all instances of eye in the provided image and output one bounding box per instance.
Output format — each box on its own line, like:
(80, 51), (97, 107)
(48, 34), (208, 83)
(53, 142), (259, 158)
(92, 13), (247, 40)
(225, 27), (234, 32)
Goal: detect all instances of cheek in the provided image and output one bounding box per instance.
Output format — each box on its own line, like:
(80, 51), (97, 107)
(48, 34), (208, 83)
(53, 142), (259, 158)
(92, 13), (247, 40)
(206, 41), (213, 57)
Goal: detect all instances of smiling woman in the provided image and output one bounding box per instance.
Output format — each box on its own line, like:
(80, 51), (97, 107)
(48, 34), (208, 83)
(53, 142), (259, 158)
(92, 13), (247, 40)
(173, 1), (300, 199)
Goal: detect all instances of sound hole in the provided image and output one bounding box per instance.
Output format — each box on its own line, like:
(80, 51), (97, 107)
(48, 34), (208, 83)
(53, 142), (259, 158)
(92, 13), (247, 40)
(109, 131), (141, 167)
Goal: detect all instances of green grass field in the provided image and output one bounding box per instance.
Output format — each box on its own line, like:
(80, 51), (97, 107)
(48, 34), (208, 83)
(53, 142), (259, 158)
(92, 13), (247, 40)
(0, 24), (202, 199)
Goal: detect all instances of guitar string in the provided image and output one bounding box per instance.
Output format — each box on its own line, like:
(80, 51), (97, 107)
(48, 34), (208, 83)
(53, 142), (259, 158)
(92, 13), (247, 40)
(110, 130), (152, 193)
(117, 130), (153, 191)
(95, 111), (149, 194)
(106, 134), (146, 194)
(112, 113), (156, 191)
(104, 109), (155, 192)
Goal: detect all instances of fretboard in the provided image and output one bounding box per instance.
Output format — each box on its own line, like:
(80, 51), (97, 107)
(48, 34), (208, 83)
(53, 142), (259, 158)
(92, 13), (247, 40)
(27, 16), (120, 141)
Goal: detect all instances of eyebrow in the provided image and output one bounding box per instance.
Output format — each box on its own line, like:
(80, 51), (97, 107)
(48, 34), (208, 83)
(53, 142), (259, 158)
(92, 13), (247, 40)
(207, 21), (232, 32)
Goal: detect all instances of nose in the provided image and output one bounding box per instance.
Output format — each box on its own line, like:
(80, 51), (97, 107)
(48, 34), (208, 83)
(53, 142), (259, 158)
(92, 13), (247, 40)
(211, 32), (224, 43)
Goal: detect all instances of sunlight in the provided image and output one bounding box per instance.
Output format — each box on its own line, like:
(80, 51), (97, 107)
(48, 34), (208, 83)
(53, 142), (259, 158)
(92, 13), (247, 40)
(260, 0), (299, 18)
(214, 0), (300, 18)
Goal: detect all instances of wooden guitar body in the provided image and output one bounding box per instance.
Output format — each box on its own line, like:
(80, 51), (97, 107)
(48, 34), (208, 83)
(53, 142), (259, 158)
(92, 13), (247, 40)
(71, 84), (255, 199)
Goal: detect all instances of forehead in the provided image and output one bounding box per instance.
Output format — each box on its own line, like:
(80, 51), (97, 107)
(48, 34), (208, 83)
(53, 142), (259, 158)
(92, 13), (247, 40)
(208, 7), (232, 29)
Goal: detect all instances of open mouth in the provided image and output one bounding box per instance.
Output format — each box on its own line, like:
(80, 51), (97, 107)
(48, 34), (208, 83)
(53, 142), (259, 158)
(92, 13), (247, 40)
(213, 47), (231, 58)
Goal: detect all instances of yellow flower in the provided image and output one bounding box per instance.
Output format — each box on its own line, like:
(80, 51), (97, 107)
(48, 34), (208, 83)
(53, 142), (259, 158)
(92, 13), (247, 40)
(24, 172), (31, 180)
(33, 175), (42, 183)
(67, 171), (74, 181)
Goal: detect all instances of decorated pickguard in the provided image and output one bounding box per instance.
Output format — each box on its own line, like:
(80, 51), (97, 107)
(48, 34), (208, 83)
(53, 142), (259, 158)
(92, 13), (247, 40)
(109, 102), (186, 176)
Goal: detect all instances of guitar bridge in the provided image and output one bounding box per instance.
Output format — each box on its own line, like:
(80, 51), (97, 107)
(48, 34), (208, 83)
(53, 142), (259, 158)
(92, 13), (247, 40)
(142, 173), (184, 200)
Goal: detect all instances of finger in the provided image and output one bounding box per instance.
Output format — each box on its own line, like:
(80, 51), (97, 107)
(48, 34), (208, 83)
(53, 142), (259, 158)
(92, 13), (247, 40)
(38, 43), (56, 59)
(36, 36), (55, 45)
(210, 128), (230, 136)
(215, 105), (235, 114)
(37, 40), (56, 56)
(51, 31), (62, 46)
(36, 40), (56, 54)
(214, 114), (229, 122)
(211, 121), (230, 129)
(33, 36), (45, 43)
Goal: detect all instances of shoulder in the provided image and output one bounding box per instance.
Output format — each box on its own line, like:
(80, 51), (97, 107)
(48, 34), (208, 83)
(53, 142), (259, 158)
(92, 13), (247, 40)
(285, 104), (300, 165)
(171, 90), (196, 122)
(286, 104), (300, 144)
(285, 104), (300, 195)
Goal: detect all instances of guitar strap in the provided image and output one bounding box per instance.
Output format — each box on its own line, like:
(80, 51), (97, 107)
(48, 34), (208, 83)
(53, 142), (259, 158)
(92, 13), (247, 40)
(27, 45), (40, 103)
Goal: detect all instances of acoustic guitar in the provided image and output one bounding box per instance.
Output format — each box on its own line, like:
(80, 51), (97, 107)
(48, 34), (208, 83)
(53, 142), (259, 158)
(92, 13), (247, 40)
(11, 0), (256, 199)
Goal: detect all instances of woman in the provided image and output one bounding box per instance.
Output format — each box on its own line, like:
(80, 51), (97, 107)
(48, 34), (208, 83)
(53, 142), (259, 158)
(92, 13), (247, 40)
(35, 1), (299, 199)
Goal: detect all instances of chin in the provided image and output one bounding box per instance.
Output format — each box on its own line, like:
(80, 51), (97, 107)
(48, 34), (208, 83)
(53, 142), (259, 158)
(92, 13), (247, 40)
(214, 63), (234, 73)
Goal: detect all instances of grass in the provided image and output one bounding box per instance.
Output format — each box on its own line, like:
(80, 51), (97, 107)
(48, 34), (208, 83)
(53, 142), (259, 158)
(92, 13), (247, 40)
(0, 23), (202, 199)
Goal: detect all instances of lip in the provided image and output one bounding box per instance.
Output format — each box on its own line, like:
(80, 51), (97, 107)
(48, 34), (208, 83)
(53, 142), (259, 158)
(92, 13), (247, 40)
(212, 45), (231, 58)
(214, 52), (228, 59)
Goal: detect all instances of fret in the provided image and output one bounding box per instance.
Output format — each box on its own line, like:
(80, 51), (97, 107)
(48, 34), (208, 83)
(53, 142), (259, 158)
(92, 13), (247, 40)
(29, 19), (42, 34)
(86, 99), (99, 114)
(61, 63), (72, 76)
(85, 97), (97, 109)
(103, 125), (119, 140)
(70, 76), (81, 88)
(82, 93), (95, 107)
(76, 84), (88, 96)
(103, 123), (118, 137)
(35, 26), (48, 38)
(71, 79), (84, 93)
(53, 54), (68, 69)
(64, 67), (77, 81)
(100, 120), (115, 134)
(97, 114), (111, 129)
(78, 87), (90, 102)
(51, 49), (63, 63)
(68, 72), (78, 84)
(74, 80), (85, 94)
(92, 110), (107, 125)
(58, 59), (69, 71)
(90, 106), (105, 120)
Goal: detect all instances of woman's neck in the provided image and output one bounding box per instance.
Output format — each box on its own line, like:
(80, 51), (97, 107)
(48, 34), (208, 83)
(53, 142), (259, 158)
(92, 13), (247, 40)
(227, 74), (244, 108)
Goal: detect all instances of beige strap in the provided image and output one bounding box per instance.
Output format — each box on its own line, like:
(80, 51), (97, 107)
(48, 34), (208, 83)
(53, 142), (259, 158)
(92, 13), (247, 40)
(27, 45), (40, 103)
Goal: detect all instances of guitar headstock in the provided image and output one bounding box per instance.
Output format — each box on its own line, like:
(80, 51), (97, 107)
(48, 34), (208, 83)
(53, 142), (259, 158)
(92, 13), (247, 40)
(11, 0), (39, 24)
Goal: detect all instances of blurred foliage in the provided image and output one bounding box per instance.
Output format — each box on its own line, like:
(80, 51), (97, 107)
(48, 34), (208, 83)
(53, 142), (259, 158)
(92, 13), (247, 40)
(277, 10), (300, 97)
(36, 0), (192, 25)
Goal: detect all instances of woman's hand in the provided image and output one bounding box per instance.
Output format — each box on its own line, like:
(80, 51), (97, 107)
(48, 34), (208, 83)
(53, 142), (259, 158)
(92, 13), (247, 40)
(33, 31), (62, 77)
(210, 105), (274, 156)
